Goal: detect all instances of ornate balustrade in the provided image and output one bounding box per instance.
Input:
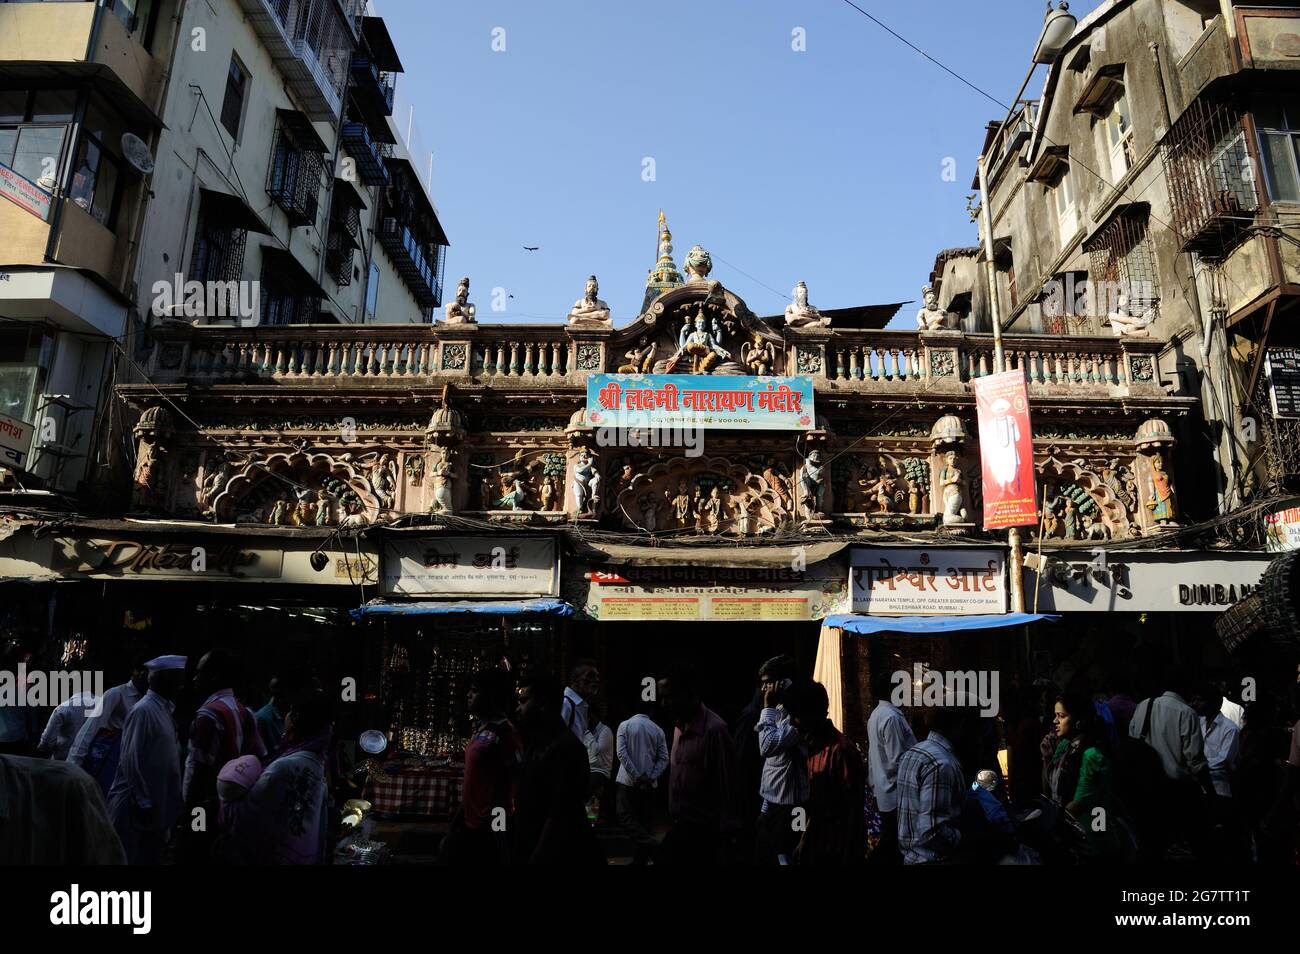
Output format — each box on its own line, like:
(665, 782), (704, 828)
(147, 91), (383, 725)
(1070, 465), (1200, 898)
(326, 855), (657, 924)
(142, 323), (1168, 398)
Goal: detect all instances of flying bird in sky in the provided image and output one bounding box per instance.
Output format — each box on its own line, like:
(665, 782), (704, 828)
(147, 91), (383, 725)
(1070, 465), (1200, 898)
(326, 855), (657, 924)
(523, 246), (539, 251)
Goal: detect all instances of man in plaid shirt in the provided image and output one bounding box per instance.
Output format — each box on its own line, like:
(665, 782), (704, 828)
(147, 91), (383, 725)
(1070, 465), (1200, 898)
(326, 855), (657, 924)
(896, 704), (969, 865)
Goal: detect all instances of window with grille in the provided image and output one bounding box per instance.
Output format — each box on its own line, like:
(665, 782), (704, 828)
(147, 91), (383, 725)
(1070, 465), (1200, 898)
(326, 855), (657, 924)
(1084, 207), (1160, 318)
(259, 256), (320, 326)
(189, 197), (248, 284)
(266, 119), (325, 227)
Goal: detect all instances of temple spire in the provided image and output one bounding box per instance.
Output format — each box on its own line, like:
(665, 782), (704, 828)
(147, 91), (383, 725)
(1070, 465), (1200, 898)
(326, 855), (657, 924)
(642, 209), (683, 312)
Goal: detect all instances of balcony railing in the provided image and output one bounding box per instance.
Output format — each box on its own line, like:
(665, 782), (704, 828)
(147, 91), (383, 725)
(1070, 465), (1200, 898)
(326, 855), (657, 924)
(378, 218), (442, 307)
(350, 55), (396, 117)
(1161, 99), (1259, 258)
(237, 0), (354, 121)
(142, 325), (1171, 403)
(340, 122), (389, 185)
(818, 330), (1162, 394)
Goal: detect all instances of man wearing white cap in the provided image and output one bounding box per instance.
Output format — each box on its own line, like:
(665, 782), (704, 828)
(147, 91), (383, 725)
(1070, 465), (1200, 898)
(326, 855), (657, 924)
(107, 655), (186, 865)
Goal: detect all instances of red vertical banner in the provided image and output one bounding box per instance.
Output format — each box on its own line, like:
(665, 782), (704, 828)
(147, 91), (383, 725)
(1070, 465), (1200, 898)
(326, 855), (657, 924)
(973, 370), (1037, 529)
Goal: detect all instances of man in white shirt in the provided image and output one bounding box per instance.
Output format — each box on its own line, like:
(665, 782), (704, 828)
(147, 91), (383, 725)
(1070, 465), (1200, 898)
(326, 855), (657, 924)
(866, 670), (917, 864)
(754, 658), (808, 865)
(583, 700), (615, 823)
(1196, 699), (1241, 799)
(68, 658), (150, 792)
(561, 659), (600, 742)
(615, 704), (669, 864)
(36, 690), (99, 761)
(1129, 674), (1214, 861)
(107, 656), (187, 865)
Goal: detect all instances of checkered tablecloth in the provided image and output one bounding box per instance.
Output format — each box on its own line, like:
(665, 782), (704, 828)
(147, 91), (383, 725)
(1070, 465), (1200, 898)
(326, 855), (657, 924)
(365, 765), (463, 819)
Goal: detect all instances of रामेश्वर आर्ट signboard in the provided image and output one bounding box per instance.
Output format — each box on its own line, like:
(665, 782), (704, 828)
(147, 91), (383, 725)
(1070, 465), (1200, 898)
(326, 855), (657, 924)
(850, 547), (1006, 615)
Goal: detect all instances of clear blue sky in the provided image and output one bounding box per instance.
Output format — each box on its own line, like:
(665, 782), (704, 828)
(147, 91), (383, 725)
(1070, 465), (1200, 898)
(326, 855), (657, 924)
(376, 0), (1104, 326)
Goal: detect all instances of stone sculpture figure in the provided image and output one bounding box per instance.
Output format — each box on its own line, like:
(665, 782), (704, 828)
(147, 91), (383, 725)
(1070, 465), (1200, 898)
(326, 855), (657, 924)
(572, 451), (601, 516)
(619, 336), (656, 374)
(444, 276), (477, 324)
(540, 476), (557, 512)
(684, 245), (713, 282)
(939, 450), (969, 525)
(497, 477), (528, 511)
(1146, 452), (1176, 524)
(917, 284), (956, 331)
(269, 496), (290, 526)
(638, 492), (658, 531)
(669, 479), (693, 527)
(800, 450), (827, 518)
(200, 461), (230, 511)
(567, 275), (612, 325)
(1108, 290), (1153, 338)
(763, 457), (793, 512)
(784, 281), (828, 328)
(702, 486), (725, 533)
(315, 493), (334, 526)
(430, 452), (455, 513)
(741, 333), (777, 375)
(676, 309), (731, 374)
(1062, 497), (1080, 539)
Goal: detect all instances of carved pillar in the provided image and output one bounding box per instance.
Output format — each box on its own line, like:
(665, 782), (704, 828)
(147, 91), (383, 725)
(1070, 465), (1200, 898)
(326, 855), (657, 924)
(425, 403), (466, 513)
(929, 413), (973, 527)
(131, 405), (175, 511)
(1134, 417), (1178, 532)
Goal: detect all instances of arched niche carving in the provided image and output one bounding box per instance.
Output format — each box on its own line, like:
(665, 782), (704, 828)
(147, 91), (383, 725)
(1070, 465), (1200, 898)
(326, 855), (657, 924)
(1034, 454), (1138, 541)
(613, 455), (794, 535)
(211, 451), (381, 525)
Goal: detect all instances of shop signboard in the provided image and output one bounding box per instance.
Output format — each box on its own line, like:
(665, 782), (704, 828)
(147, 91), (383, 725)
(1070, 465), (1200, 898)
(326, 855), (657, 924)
(1264, 499), (1300, 552)
(0, 161), (52, 221)
(1264, 347), (1300, 420)
(585, 374), (815, 431)
(53, 537), (284, 579)
(850, 547), (1006, 615)
(973, 370), (1038, 529)
(568, 561), (847, 621)
(382, 536), (559, 597)
(0, 413), (36, 470)
(1024, 550), (1272, 612)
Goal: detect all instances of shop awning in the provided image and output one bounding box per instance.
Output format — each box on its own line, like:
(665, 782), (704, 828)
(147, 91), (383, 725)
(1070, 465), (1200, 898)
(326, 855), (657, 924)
(824, 612), (1058, 634)
(570, 539), (847, 569)
(350, 598), (573, 620)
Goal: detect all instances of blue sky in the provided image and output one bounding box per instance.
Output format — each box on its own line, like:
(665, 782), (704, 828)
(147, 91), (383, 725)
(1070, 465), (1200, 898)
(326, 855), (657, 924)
(377, 0), (1104, 326)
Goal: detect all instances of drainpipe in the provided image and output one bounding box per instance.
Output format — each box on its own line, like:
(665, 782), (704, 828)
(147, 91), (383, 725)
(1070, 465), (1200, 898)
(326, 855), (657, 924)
(978, 152), (1025, 614)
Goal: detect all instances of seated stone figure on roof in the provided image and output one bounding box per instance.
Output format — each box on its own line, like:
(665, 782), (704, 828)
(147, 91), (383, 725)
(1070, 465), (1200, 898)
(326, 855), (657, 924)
(917, 285), (955, 331)
(567, 275), (612, 325)
(784, 281), (829, 328)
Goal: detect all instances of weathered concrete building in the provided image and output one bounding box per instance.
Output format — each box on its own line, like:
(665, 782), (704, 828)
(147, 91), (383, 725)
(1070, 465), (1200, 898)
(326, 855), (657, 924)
(956, 0), (1300, 518)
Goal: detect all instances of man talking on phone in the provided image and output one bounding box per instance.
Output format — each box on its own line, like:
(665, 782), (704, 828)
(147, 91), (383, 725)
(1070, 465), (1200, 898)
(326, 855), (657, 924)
(753, 655), (808, 864)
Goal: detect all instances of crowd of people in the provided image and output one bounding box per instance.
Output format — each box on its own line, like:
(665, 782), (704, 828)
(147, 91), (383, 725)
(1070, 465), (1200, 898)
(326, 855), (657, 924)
(2, 640), (1299, 866)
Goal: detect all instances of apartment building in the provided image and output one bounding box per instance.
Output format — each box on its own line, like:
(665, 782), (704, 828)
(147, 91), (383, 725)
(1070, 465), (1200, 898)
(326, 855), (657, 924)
(0, 0), (448, 500)
(943, 0), (1300, 515)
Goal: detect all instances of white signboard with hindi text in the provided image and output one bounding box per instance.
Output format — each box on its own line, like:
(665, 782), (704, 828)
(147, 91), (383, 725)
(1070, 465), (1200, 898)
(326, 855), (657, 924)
(382, 536), (559, 597)
(850, 547), (1006, 615)
(0, 413), (37, 470)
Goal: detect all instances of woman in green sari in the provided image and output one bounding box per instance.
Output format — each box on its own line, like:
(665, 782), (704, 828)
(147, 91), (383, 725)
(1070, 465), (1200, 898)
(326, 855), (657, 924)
(1040, 691), (1122, 861)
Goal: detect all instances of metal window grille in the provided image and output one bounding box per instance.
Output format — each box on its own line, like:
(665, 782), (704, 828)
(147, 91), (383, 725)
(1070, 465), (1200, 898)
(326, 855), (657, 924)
(1084, 208), (1160, 315)
(266, 123), (324, 226)
(189, 199), (248, 284)
(1161, 98), (1259, 257)
(259, 258), (320, 325)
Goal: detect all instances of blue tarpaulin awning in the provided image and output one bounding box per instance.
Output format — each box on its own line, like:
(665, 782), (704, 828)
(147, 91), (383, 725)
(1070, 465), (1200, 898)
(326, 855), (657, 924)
(823, 612), (1058, 634)
(350, 598), (573, 621)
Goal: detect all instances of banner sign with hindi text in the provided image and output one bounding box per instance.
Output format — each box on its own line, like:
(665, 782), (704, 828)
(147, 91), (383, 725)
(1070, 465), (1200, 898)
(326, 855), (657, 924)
(0, 162), (52, 221)
(585, 374), (815, 430)
(850, 547), (1006, 615)
(973, 370), (1038, 529)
